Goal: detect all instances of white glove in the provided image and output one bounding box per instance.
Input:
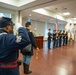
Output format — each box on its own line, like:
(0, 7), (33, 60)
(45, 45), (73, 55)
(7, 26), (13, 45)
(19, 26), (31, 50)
(15, 22), (23, 31)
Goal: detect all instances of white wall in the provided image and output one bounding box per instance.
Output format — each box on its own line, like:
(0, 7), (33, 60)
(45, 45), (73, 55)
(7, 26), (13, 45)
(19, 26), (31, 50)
(0, 12), (11, 18)
(0, 7), (15, 14)
(22, 18), (45, 36)
(0, 7), (21, 23)
(22, 18), (67, 40)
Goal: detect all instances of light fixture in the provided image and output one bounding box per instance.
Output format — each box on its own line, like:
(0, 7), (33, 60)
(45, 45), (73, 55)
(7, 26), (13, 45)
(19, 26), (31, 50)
(63, 12), (70, 16)
(73, 18), (76, 20)
(29, 14), (31, 16)
(72, 18), (76, 22)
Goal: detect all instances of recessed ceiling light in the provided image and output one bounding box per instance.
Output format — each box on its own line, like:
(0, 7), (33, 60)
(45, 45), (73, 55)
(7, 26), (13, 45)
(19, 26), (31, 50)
(73, 18), (76, 19)
(29, 14), (31, 16)
(73, 18), (76, 21)
(63, 12), (70, 16)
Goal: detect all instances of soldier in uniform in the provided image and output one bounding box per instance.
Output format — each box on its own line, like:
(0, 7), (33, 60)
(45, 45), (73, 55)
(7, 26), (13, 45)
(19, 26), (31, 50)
(21, 22), (39, 74)
(63, 30), (66, 46)
(53, 30), (56, 48)
(65, 31), (68, 45)
(55, 31), (59, 47)
(47, 29), (51, 49)
(59, 30), (62, 47)
(0, 17), (31, 75)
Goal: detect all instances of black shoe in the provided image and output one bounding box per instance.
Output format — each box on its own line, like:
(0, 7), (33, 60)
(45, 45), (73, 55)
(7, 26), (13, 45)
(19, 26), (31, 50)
(25, 70), (32, 74)
(23, 63), (32, 74)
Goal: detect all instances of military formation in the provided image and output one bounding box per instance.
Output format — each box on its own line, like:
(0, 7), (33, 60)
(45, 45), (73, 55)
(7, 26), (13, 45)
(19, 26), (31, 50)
(48, 29), (68, 49)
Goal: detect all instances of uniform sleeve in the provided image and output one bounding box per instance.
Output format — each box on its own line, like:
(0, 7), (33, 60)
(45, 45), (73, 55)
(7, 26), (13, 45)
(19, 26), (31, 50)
(5, 27), (31, 50)
(28, 32), (37, 49)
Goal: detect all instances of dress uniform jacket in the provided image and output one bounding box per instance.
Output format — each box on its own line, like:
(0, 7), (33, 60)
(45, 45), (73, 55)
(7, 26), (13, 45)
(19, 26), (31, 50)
(0, 27), (31, 75)
(0, 28), (30, 63)
(65, 32), (68, 45)
(53, 33), (56, 48)
(62, 32), (66, 46)
(58, 32), (62, 47)
(48, 32), (51, 40)
(0, 17), (31, 75)
(47, 32), (52, 49)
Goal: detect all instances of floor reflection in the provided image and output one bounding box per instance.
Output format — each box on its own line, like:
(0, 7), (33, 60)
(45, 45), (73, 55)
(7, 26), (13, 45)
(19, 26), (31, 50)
(19, 41), (76, 75)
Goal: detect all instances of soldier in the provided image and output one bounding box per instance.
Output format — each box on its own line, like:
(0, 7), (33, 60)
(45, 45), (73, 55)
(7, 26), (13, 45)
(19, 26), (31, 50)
(47, 29), (51, 49)
(65, 31), (68, 45)
(0, 17), (31, 75)
(53, 30), (56, 48)
(59, 30), (62, 47)
(21, 22), (39, 74)
(55, 31), (59, 47)
(62, 30), (66, 46)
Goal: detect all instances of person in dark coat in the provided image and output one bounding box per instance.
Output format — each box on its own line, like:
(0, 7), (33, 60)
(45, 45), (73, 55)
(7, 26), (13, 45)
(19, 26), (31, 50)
(22, 22), (39, 74)
(59, 30), (62, 47)
(53, 30), (56, 48)
(47, 29), (51, 49)
(65, 32), (68, 45)
(55, 31), (59, 47)
(63, 30), (66, 46)
(0, 17), (31, 75)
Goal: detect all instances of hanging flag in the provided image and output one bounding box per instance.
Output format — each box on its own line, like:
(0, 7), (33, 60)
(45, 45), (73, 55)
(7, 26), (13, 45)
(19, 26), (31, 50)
(65, 21), (70, 32)
(70, 22), (74, 34)
(72, 28), (74, 34)
(54, 23), (59, 32)
(71, 22), (75, 40)
(68, 29), (70, 33)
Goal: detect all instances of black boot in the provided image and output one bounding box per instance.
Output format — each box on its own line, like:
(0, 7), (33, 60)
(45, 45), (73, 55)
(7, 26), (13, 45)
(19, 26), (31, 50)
(23, 63), (32, 74)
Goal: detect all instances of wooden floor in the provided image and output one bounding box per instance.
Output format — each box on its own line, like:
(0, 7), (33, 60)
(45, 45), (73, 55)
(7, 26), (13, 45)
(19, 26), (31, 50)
(19, 41), (76, 75)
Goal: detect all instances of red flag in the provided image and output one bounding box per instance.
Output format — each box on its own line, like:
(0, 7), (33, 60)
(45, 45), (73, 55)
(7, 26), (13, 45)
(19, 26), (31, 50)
(54, 23), (59, 33)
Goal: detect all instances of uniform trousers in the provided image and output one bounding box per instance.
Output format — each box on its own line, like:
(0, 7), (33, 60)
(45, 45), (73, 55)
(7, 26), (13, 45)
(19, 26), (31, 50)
(0, 66), (19, 75)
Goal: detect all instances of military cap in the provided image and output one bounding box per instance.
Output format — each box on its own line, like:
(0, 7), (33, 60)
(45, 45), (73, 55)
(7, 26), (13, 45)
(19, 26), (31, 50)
(25, 22), (31, 27)
(0, 17), (14, 28)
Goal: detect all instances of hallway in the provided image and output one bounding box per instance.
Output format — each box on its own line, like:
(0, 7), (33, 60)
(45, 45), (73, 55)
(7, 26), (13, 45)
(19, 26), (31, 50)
(19, 42), (76, 75)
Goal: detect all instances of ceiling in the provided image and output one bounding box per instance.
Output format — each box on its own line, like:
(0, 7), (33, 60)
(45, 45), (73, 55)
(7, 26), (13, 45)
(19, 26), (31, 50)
(44, 0), (76, 19)
(0, 0), (76, 24)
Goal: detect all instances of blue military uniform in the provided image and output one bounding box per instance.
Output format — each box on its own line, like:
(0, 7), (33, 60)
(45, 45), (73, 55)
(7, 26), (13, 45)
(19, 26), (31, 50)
(0, 17), (31, 75)
(59, 30), (62, 47)
(47, 29), (52, 49)
(53, 30), (56, 48)
(55, 33), (59, 47)
(62, 30), (66, 46)
(65, 32), (68, 45)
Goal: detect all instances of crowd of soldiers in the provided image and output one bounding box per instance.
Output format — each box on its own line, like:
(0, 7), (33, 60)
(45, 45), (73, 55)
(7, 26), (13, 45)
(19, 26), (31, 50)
(48, 29), (68, 49)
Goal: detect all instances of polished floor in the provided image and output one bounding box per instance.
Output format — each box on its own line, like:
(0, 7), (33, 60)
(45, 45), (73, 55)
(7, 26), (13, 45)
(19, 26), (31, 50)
(19, 41), (76, 75)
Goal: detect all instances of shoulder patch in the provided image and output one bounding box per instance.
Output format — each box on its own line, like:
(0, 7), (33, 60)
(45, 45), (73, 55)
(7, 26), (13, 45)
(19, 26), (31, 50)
(16, 36), (22, 43)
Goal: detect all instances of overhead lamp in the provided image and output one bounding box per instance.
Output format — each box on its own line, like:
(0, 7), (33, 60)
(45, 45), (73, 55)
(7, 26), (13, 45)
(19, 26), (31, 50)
(73, 18), (76, 20)
(73, 18), (76, 21)
(29, 14), (31, 16)
(63, 12), (70, 16)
